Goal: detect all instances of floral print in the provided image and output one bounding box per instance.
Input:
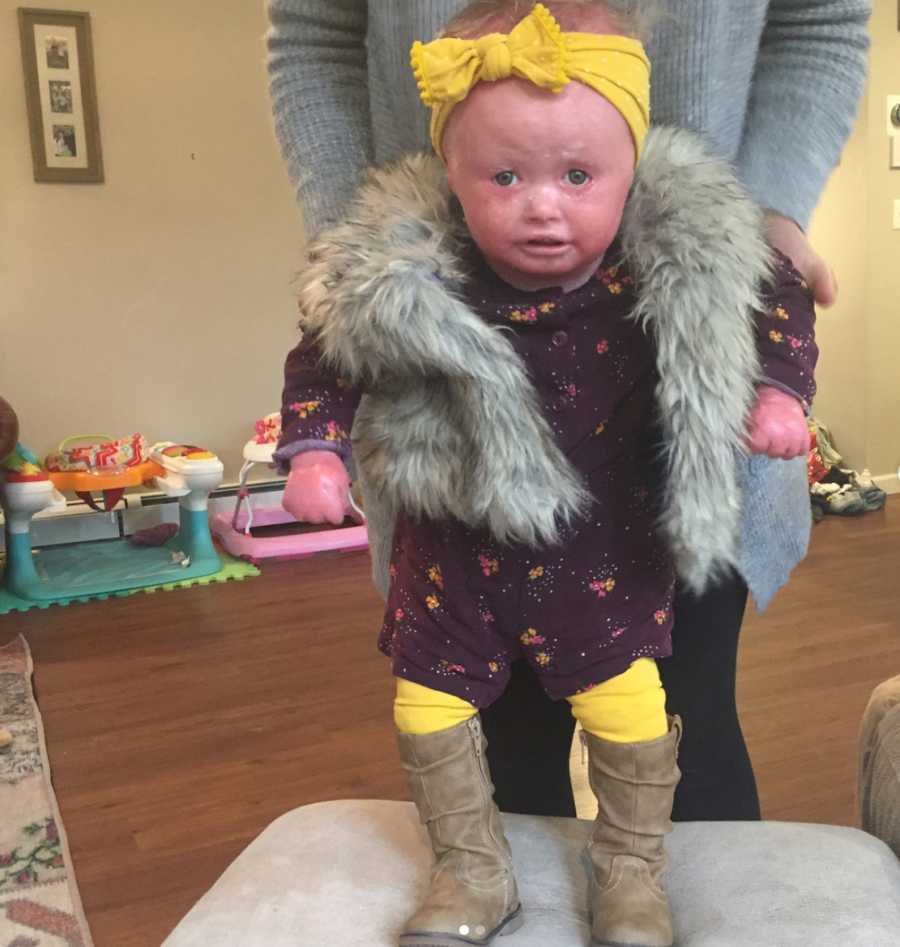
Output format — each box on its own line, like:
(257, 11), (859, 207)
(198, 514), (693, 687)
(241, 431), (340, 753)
(282, 241), (815, 708)
(0, 818), (63, 891)
(506, 300), (556, 324)
(589, 577), (616, 598)
(519, 628), (555, 669)
(324, 421), (348, 442)
(520, 627), (546, 646)
(755, 250), (818, 407)
(595, 263), (634, 295)
(274, 338), (364, 465)
(289, 400), (321, 418)
(372, 247), (684, 704)
(478, 554), (500, 576)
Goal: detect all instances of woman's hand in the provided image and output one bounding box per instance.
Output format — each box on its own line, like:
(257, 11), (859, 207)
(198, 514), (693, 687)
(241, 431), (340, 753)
(765, 212), (837, 307)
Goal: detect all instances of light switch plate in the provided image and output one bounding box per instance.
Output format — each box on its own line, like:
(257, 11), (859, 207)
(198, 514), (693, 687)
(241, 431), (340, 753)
(889, 95), (900, 136)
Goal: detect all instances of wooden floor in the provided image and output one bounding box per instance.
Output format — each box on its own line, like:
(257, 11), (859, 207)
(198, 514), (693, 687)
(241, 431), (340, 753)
(2, 497), (899, 946)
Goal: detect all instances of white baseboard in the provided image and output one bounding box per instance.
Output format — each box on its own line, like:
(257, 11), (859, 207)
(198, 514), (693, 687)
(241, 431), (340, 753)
(0, 478), (286, 551)
(2, 468), (894, 555)
(873, 472), (900, 495)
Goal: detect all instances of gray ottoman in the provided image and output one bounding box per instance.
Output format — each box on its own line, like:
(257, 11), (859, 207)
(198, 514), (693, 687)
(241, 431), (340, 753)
(860, 674), (900, 860)
(163, 799), (900, 946)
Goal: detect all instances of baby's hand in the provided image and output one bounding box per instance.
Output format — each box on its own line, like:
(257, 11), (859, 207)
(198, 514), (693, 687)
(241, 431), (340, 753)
(283, 451), (351, 524)
(745, 385), (809, 459)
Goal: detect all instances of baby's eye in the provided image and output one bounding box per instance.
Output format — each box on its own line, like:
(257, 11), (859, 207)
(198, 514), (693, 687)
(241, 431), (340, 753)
(493, 170), (518, 187)
(566, 169), (590, 186)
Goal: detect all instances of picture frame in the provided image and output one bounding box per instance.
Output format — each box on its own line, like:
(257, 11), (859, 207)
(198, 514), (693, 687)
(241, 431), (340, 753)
(18, 7), (104, 183)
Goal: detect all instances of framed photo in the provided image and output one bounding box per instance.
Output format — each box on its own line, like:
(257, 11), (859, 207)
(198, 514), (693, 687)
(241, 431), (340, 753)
(18, 8), (104, 183)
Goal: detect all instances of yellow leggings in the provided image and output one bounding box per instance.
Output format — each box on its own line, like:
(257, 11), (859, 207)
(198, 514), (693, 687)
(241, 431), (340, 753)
(394, 658), (667, 743)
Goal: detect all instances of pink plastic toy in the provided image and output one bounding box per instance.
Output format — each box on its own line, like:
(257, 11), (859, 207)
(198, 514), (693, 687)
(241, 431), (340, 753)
(209, 413), (368, 562)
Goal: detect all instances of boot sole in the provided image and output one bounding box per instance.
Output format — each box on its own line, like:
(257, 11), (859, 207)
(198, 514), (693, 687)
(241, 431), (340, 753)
(399, 904), (524, 946)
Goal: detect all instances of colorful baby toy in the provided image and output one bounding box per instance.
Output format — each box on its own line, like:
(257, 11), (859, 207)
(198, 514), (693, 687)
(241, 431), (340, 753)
(209, 412), (368, 561)
(1, 421), (225, 609)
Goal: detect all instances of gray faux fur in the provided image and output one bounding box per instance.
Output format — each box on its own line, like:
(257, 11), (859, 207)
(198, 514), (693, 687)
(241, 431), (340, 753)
(297, 156), (590, 549)
(296, 127), (770, 593)
(622, 128), (770, 588)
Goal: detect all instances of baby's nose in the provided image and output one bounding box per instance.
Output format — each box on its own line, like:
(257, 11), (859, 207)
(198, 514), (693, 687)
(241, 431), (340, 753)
(525, 187), (561, 219)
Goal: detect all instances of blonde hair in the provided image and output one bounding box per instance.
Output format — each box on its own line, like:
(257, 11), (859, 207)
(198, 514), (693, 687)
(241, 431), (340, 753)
(441, 0), (661, 42)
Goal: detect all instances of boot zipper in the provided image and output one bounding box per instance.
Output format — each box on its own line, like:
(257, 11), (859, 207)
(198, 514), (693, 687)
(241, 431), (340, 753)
(468, 718), (487, 773)
(468, 718), (508, 863)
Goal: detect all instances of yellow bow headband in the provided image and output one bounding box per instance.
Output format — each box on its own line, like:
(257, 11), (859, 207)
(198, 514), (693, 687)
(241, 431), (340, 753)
(410, 3), (650, 163)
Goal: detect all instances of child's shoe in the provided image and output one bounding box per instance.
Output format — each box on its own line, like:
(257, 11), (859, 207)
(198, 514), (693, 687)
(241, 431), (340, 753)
(585, 716), (682, 947)
(396, 716), (522, 946)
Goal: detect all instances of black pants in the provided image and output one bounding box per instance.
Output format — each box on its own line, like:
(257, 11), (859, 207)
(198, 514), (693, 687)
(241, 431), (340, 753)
(481, 571), (761, 821)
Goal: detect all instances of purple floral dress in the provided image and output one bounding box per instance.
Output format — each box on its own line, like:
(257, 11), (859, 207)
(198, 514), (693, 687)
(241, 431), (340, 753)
(276, 244), (816, 707)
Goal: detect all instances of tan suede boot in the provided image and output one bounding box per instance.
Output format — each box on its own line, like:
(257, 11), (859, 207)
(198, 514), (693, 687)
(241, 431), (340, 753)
(397, 715), (523, 946)
(585, 716), (682, 947)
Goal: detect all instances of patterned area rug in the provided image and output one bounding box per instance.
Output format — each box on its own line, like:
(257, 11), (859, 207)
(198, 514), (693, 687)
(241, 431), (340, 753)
(0, 636), (93, 947)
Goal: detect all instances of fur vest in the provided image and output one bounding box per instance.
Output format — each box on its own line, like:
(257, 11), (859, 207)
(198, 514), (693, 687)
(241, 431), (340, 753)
(296, 127), (771, 595)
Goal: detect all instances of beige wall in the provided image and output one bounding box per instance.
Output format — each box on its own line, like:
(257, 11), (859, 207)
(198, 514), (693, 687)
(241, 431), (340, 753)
(808, 111), (869, 466)
(3, 2), (898, 481)
(810, 2), (900, 477)
(2, 0), (304, 479)
(862, 0), (900, 477)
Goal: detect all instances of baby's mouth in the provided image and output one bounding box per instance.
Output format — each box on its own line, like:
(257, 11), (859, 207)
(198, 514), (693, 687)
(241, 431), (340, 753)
(521, 237), (569, 253)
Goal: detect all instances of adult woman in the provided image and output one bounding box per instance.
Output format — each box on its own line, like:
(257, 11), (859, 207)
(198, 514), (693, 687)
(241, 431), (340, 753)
(265, 0), (870, 820)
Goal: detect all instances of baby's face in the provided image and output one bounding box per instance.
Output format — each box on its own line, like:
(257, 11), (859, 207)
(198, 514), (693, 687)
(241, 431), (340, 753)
(445, 79), (635, 292)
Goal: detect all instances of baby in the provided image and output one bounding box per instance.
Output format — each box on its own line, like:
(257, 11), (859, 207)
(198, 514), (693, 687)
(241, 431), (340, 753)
(275, 2), (816, 945)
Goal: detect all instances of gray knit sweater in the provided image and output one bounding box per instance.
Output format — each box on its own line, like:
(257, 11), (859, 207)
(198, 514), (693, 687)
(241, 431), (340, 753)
(264, 0), (870, 609)
(266, 0), (870, 236)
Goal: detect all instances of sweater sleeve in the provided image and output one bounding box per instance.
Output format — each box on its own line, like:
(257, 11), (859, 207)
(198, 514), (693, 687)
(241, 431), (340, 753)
(266, 0), (372, 236)
(736, 0), (871, 229)
(273, 334), (363, 472)
(754, 251), (818, 410)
